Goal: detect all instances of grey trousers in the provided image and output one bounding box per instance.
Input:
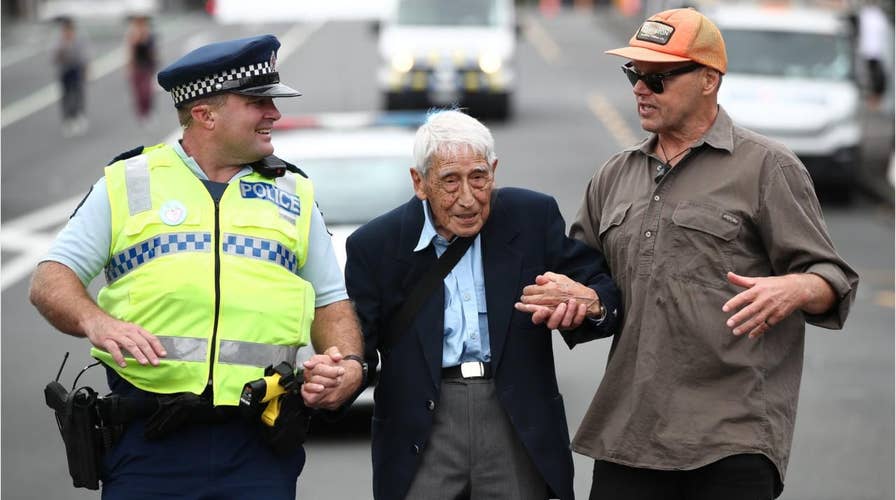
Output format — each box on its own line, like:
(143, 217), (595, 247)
(404, 378), (549, 500)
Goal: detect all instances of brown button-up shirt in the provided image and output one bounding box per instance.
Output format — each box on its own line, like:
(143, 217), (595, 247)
(570, 107), (859, 482)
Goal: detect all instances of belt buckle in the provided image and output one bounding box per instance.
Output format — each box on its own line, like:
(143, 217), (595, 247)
(460, 362), (484, 378)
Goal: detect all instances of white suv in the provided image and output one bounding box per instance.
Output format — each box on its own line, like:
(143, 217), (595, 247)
(376, 0), (518, 119)
(710, 4), (861, 199)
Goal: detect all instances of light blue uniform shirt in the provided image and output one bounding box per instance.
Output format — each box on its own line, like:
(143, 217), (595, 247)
(43, 142), (348, 307)
(414, 200), (490, 367)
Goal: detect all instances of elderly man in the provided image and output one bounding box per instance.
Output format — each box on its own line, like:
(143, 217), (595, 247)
(30, 35), (363, 498)
(517, 8), (859, 500)
(345, 110), (621, 500)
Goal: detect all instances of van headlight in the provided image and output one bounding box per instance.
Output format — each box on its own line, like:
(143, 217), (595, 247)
(390, 52), (415, 73)
(478, 53), (503, 74)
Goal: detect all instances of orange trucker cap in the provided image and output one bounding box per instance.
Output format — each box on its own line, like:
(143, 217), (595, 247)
(606, 8), (727, 74)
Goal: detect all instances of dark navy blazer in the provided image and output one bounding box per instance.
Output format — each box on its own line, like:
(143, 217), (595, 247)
(345, 187), (621, 500)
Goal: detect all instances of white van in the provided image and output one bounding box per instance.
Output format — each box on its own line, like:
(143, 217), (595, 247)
(376, 0), (518, 119)
(710, 4), (861, 199)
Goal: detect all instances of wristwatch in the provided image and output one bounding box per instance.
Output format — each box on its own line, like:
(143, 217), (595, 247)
(588, 304), (608, 326)
(343, 354), (369, 386)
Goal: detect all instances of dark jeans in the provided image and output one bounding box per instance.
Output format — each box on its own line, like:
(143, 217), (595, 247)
(866, 58), (886, 96)
(589, 454), (780, 500)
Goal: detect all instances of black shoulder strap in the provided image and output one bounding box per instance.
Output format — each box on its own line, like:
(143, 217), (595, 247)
(383, 235), (475, 351)
(106, 145), (145, 165)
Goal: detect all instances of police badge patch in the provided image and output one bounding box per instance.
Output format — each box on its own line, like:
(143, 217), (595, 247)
(240, 181), (301, 217)
(159, 200), (188, 226)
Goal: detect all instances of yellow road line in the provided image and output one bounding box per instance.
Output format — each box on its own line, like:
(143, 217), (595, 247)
(522, 14), (561, 64)
(874, 291), (895, 308)
(587, 92), (639, 148)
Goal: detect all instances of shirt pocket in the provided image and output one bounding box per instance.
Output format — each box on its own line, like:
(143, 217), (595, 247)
(122, 205), (202, 238)
(599, 201), (633, 278)
(669, 202), (741, 289)
(229, 211), (299, 252)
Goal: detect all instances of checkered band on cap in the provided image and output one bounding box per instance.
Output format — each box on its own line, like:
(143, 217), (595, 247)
(170, 60), (276, 106)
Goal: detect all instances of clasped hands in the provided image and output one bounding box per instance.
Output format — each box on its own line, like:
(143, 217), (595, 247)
(514, 272), (602, 330)
(301, 346), (365, 410)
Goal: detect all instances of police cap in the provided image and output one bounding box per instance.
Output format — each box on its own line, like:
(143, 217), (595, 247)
(157, 34), (300, 108)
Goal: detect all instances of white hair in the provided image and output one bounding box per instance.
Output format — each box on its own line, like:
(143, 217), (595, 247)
(412, 110), (497, 176)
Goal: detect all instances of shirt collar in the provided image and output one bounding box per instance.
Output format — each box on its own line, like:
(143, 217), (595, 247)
(172, 140), (254, 182)
(414, 200), (449, 252)
(637, 104), (736, 157)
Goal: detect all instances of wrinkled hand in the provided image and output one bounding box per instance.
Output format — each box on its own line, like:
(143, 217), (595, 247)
(82, 315), (166, 367)
(301, 346), (363, 410)
(722, 272), (811, 339)
(513, 272), (600, 330)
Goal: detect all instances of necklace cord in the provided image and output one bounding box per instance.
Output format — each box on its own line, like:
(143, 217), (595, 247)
(658, 142), (691, 166)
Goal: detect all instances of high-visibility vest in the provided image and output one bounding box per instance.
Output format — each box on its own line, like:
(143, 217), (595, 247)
(94, 144), (315, 406)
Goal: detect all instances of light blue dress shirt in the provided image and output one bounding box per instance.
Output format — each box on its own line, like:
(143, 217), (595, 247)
(43, 141), (348, 307)
(414, 200), (491, 367)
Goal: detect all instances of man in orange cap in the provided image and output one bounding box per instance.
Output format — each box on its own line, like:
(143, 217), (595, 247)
(516, 8), (858, 500)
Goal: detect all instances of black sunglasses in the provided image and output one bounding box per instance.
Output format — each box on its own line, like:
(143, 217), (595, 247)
(621, 62), (703, 94)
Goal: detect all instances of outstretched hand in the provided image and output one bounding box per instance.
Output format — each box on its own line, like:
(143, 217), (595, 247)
(722, 271), (831, 339)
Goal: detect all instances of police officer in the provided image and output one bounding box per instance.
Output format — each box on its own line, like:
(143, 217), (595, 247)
(30, 34), (365, 499)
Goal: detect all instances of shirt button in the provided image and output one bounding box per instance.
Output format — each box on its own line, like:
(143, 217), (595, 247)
(653, 195), (660, 201)
(463, 292), (471, 301)
(426, 400), (436, 411)
(656, 164), (663, 172)
(412, 444), (421, 454)
(645, 231), (652, 238)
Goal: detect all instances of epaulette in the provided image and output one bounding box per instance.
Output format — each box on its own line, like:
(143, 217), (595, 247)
(106, 145), (145, 166)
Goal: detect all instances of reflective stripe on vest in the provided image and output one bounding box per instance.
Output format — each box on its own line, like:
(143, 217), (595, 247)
(153, 336), (298, 367)
(124, 154), (151, 215)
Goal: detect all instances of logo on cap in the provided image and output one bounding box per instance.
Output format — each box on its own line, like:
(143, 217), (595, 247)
(269, 51), (277, 71)
(636, 21), (675, 45)
(159, 200), (188, 226)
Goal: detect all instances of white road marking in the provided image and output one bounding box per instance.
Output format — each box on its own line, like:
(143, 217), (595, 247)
(2, 45), (44, 68)
(0, 22), (325, 291)
(1, 46), (127, 129)
(1, 194), (85, 290)
(0, 22), (323, 129)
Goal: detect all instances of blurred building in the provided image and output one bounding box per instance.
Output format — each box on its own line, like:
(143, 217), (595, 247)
(1, 0), (204, 19)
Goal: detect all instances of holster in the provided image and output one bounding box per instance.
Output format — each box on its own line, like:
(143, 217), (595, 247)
(261, 390), (311, 456)
(45, 382), (123, 490)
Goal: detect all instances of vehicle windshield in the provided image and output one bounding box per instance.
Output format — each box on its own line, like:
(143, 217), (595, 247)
(300, 158), (413, 225)
(724, 29), (853, 80)
(395, 0), (508, 27)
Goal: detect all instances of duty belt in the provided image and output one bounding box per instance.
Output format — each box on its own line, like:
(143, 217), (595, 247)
(99, 392), (242, 440)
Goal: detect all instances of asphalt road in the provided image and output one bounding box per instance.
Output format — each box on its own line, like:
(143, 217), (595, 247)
(1, 7), (893, 500)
